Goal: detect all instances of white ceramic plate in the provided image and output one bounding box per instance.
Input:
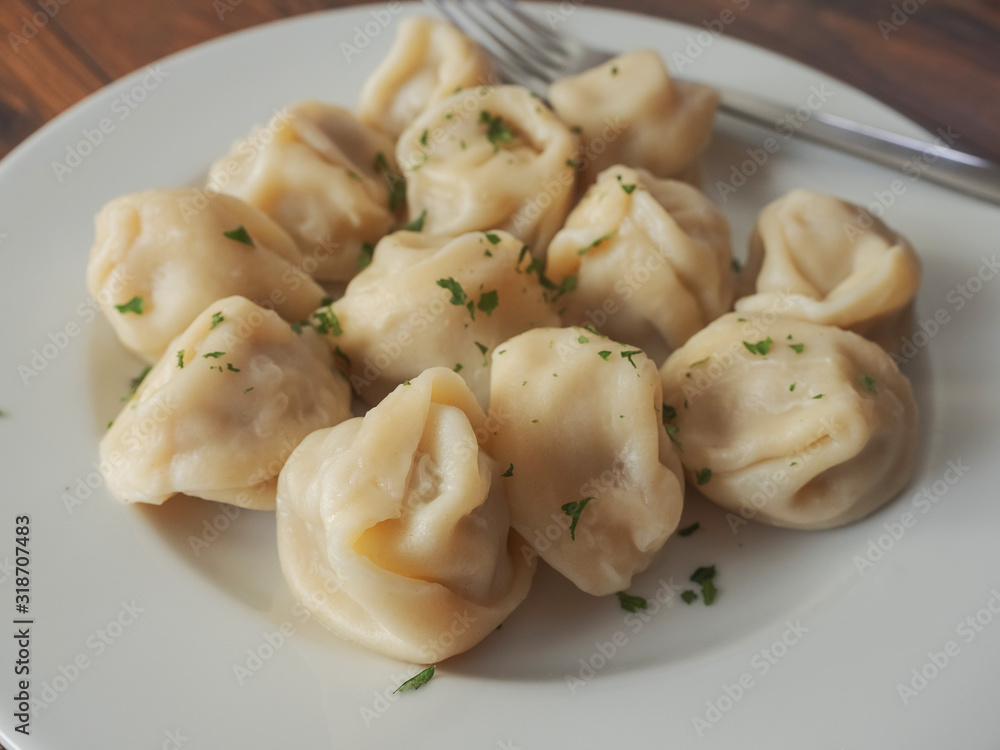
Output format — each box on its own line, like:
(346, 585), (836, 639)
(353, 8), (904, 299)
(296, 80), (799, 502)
(2, 4), (999, 748)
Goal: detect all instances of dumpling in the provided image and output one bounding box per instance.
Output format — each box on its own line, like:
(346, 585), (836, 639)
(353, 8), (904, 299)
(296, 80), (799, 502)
(487, 327), (684, 596)
(659, 312), (917, 530)
(100, 296), (352, 510)
(548, 50), (718, 187)
(734, 189), (921, 354)
(359, 16), (496, 140)
(546, 165), (733, 363)
(207, 101), (399, 281)
(319, 229), (559, 407)
(276, 367), (536, 663)
(396, 85), (578, 253)
(87, 188), (326, 363)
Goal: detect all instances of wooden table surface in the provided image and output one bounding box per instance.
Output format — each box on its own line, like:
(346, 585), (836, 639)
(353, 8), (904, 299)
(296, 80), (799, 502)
(1, 0), (998, 163)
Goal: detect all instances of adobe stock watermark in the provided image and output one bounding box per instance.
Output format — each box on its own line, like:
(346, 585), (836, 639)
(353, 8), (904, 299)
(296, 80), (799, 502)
(339, 2), (403, 63)
(29, 600), (144, 718)
(51, 65), (170, 182)
(670, 0), (752, 72)
(891, 254), (999, 365)
(692, 618), (810, 736)
(877, 0), (927, 40)
(896, 587), (1000, 705)
(852, 458), (971, 575)
(714, 83), (836, 202)
(7, 0), (71, 53)
(565, 578), (683, 694)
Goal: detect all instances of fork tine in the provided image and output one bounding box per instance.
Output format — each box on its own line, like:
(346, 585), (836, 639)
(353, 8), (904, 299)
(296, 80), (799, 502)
(475, 0), (575, 71)
(426, 0), (555, 93)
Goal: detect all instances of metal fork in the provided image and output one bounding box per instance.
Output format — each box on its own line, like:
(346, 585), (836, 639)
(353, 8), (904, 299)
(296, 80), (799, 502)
(426, 0), (1000, 207)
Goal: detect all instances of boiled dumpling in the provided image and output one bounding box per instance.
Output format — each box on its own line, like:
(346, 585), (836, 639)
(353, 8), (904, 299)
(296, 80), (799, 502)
(87, 189), (326, 363)
(734, 189), (921, 354)
(487, 327), (684, 596)
(546, 165), (733, 363)
(548, 50), (718, 187)
(396, 85), (578, 253)
(100, 296), (352, 510)
(207, 101), (399, 281)
(276, 367), (536, 663)
(319, 229), (559, 407)
(659, 312), (917, 530)
(359, 16), (496, 140)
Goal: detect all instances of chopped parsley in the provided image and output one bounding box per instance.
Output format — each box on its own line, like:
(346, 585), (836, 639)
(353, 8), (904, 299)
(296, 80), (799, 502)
(518, 244), (531, 266)
(789, 343), (805, 354)
(480, 110), (515, 152)
(226, 362), (240, 373)
(620, 350), (642, 368)
(731, 258), (743, 273)
(476, 290), (499, 316)
(616, 174), (636, 194)
(223, 225), (254, 247)
(121, 365), (151, 402)
(453, 363), (463, 372)
(374, 151), (406, 210)
(485, 232), (502, 244)
(695, 468), (712, 486)
(244, 387), (254, 394)
(566, 158), (580, 168)
(358, 242), (375, 270)
(690, 565), (718, 605)
(404, 210), (427, 232)
(561, 497), (594, 541)
(501, 463), (514, 477)
(312, 308), (342, 336)
(176, 350), (184, 369)
(616, 591), (647, 613)
(577, 335), (589, 344)
(665, 422), (681, 450)
(395, 666), (435, 693)
(789, 383), (796, 392)
(681, 590), (698, 604)
(577, 231), (615, 256)
(743, 337), (773, 356)
(860, 374), (877, 395)
(554, 274), (577, 300)
(677, 522), (700, 537)
(202, 351), (225, 359)
(610, 65), (619, 76)
(812, 394), (824, 400)
(663, 405), (677, 420)
(598, 350), (612, 361)
(419, 129), (429, 146)
(437, 277), (467, 307)
(334, 346), (351, 367)
(210, 311), (225, 329)
(114, 296), (144, 315)
(474, 341), (488, 357)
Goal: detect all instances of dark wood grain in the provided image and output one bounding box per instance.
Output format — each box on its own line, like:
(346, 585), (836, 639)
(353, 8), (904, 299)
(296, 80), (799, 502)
(0, 0), (998, 161)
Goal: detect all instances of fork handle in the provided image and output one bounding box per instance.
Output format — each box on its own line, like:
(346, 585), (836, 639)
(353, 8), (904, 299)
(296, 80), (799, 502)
(715, 87), (1000, 207)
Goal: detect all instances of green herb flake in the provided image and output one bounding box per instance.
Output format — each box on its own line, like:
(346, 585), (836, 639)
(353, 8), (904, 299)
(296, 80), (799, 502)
(731, 258), (742, 273)
(485, 232), (502, 244)
(114, 296), (144, 315)
(616, 174), (636, 194)
(358, 242), (375, 270)
(861, 374), (877, 395)
(518, 244), (531, 266)
(223, 225), (254, 247)
(405, 210), (427, 232)
(554, 274), (577, 300)
(176, 350), (185, 369)
(566, 158), (580, 168)
(479, 110), (515, 152)
(677, 522), (700, 537)
(561, 497), (594, 541)
(312, 308), (342, 336)
(210, 311), (225, 330)
(475, 341), (488, 357)
(681, 590), (698, 604)
(598, 350), (612, 361)
(244, 387), (254, 394)
(690, 565), (716, 584)
(610, 65), (619, 76)
(577, 231), (615, 256)
(419, 129), (429, 147)
(789, 343), (805, 354)
(577, 335), (589, 344)
(620, 350), (642, 368)
(665, 422), (682, 450)
(226, 362), (240, 373)
(743, 337), (773, 356)
(395, 666), (435, 693)
(701, 579), (718, 605)
(453, 363), (463, 372)
(501, 463), (514, 478)
(616, 591), (647, 613)
(374, 151), (406, 210)
(789, 383), (796, 392)
(813, 394), (824, 400)
(663, 405), (677, 421)
(202, 351), (225, 359)
(437, 277), (467, 307)
(477, 290), (499, 316)
(695, 468), (712, 486)
(121, 365), (151, 402)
